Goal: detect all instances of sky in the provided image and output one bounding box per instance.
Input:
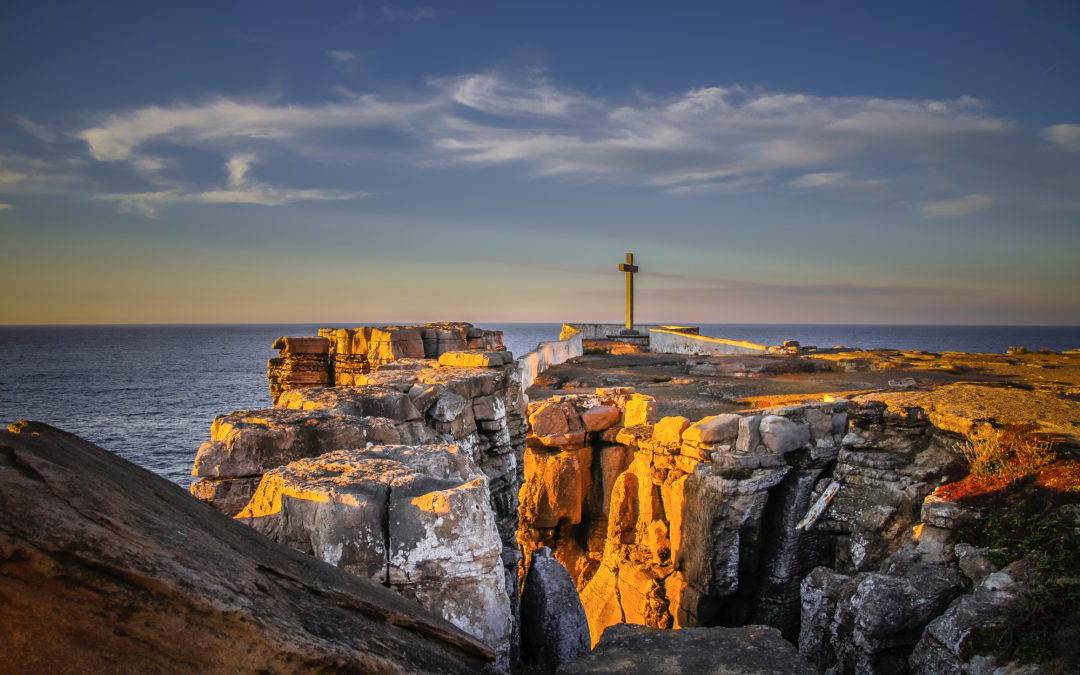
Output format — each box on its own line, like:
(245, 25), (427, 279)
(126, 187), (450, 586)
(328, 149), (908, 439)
(1, 1), (1079, 326)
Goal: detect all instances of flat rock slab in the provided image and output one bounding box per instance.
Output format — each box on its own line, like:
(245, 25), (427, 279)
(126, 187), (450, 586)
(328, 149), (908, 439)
(558, 623), (814, 674)
(0, 421), (493, 673)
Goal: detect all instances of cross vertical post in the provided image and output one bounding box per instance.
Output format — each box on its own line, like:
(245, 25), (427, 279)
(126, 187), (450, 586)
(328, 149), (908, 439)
(618, 252), (639, 332)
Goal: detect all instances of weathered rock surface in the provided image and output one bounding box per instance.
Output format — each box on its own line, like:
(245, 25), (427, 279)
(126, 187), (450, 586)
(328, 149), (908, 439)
(558, 623), (815, 674)
(521, 547), (590, 670)
(237, 444), (513, 664)
(0, 421), (494, 673)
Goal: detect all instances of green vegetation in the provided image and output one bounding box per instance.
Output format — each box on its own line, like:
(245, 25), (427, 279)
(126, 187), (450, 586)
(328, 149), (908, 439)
(955, 492), (1080, 665)
(960, 425), (1058, 482)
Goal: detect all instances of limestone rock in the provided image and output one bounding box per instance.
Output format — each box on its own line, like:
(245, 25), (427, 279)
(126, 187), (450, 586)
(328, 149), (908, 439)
(236, 444), (511, 665)
(521, 547), (590, 670)
(653, 416), (690, 446)
(759, 415), (811, 454)
(682, 413), (741, 445)
(0, 421), (493, 672)
(622, 395), (658, 427)
(520, 447), (592, 529)
(581, 405), (620, 432)
(191, 408), (399, 478)
(559, 624), (815, 674)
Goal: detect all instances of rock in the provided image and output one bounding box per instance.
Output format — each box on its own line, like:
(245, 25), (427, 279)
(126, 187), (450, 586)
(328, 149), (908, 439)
(559, 623), (815, 674)
(0, 421), (493, 672)
(521, 547), (590, 670)
(272, 336), (331, 355)
(682, 413), (741, 445)
(439, 351), (502, 368)
(191, 409), (400, 479)
(581, 406), (620, 432)
(889, 377), (918, 388)
(954, 543), (998, 586)
(431, 391), (469, 422)
(735, 414), (763, 453)
(237, 444), (512, 665)
(520, 447), (592, 529)
(653, 416), (690, 446)
(622, 395), (657, 427)
(758, 415), (811, 454)
(531, 402), (570, 437)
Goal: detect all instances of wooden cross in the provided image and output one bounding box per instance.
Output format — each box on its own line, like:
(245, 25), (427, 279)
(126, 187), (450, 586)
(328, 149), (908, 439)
(618, 252), (639, 332)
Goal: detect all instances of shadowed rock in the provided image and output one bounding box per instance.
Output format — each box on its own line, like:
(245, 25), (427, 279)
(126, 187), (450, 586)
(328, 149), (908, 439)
(0, 421), (494, 673)
(521, 547), (589, 670)
(558, 623), (814, 674)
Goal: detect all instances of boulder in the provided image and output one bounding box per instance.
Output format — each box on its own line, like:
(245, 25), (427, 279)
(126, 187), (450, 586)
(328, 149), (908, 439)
(759, 415), (811, 454)
(559, 623), (814, 674)
(682, 413), (741, 445)
(581, 406), (620, 432)
(653, 416), (690, 446)
(521, 547), (590, 669)
(235, 445), (511, 664)
(0, 421), (493, 672)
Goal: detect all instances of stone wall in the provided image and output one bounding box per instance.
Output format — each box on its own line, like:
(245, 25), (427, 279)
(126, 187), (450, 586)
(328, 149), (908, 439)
(191, 322), (524, 667)
(517, 325), (584, 393)
(561, 323), (699, 341)
(648, 328), (768, 356)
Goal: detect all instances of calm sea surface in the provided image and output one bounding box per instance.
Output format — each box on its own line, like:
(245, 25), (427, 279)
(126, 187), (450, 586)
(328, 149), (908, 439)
(2, 323), (1078, 488)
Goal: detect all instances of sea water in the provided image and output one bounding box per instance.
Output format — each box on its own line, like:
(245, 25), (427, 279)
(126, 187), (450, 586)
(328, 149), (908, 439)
(1, 323), (1077, 487)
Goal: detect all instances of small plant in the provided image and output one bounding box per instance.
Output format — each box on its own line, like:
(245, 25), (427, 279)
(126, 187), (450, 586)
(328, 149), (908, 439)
(960, 426), (1057, 482)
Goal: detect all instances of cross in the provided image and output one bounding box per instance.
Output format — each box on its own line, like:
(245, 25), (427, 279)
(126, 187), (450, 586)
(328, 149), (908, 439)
(618, 252), (639, 332)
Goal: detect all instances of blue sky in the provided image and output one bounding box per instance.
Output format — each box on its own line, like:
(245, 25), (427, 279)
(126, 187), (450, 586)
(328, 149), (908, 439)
(1, 1), (1079, 325)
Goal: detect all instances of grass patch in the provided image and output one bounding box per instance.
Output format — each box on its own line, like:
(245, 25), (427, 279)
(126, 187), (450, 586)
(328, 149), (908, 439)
(954, 491), (1080, 665)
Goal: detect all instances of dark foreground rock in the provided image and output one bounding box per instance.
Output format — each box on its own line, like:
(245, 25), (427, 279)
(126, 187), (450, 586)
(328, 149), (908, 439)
(520, 547), (590, 670)
(557, 623), (814, 674)
(0, 421), (494, 673)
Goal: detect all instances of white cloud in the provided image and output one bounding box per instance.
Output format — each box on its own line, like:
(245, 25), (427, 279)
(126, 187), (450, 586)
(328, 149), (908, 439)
(94, 154), (369, 217)
(789, 171), (885, 191)
(77, 93), (437, 161)
(1043, 123), (1080, 149)
(327, 50), (360, 63)
(0, 151), (79, 192)
(918, 193), (993, 217)
(435, 73), (597, 117)
(381, 6), (435, 22)
(0, 203), (12, 210)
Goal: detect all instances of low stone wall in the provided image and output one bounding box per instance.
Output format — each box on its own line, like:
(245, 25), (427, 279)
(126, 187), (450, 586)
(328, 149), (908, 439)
(561, 323), (697, 340)
(649, 328), (767, 356)
(517, 327), (584, 393)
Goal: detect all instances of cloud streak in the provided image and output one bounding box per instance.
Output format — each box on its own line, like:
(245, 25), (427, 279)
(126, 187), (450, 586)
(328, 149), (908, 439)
(94, 154), (369, 216)
(58, 71), (1077, 214)
(918, 193), (993, 217)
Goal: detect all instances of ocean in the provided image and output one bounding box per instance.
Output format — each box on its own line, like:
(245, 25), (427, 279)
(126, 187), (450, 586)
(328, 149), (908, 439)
(2, 323), (1078, 489)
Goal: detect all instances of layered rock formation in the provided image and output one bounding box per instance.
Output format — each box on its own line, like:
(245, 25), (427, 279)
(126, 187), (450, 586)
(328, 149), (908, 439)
(517, 384), (1050, 672)
(191, 323), (525, 666)
(0, 421), (494, 673)
(268, 323), (504, 404)
(520, 547), (590, 669)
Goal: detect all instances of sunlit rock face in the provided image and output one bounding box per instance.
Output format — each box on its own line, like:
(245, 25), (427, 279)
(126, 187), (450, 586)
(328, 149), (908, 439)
(516, 392), (975, 664)
(237, 445), (512, 664)
(191, 323), (526, 667)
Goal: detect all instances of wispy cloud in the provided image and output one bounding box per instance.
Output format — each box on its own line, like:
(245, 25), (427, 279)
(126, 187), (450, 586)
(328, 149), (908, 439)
(327, 49), (360, 63)
(382, 6), (435, 22)
(64, 71), (1073, 210)
(94, 154), (370, 217)
(0, 203), (12, 211)
(76, 93), (437, 162)
(14, 115), (58, 142)
(0, 151), (81, 192)
(1043, 123), (1080, 149)
(918, 193), (993, 217)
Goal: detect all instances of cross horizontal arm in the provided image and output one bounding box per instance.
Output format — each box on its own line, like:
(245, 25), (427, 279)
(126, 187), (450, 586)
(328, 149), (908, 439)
(619, 264), (639, 273)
